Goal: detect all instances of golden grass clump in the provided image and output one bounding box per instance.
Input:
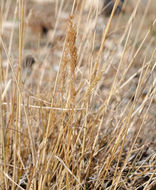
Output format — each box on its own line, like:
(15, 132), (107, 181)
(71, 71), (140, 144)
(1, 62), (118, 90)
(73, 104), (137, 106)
(0, 0), (156, 189)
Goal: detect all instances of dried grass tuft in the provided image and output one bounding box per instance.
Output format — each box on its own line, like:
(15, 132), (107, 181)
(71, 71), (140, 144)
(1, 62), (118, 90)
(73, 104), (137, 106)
(0, 0), (156, 190)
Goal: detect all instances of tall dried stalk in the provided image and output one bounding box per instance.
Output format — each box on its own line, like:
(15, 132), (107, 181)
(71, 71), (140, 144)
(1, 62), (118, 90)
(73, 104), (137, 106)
(0, 0), (5, 189)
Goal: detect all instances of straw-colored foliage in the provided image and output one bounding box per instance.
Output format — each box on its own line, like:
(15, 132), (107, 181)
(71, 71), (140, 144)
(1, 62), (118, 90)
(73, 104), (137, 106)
(0, 0), (156, 189)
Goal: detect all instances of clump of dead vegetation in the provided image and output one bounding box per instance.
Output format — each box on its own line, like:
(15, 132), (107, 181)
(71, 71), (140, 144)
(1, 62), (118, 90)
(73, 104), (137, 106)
(0, 0), (156, 189)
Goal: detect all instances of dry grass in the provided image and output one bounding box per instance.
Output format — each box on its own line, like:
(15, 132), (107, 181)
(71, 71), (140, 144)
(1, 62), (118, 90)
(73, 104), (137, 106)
(0, 0), (156, 189)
